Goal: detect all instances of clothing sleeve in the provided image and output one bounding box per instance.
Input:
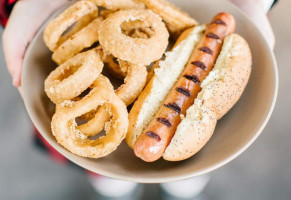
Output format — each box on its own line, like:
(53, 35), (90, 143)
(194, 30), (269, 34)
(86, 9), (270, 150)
(0, 0), (17, 27)
(271, 0), (278, 8)
(262, 0), (278, 13)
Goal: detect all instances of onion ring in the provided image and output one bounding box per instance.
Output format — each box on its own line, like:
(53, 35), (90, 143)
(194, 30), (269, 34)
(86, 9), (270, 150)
(92, 45), (127, 80)
(100, 9), (116, 19)
(98, 9), (169, 65)
(116, 61), (147, 105)
(165, 22), (183, 40)
(138, 0), (198, 31)
(78, 61), (147, 135)
(121, 20), (154, 39)
(104, 55), (127, 80)
(45, 50), (103, 104)
(94, 45), (109, 61)
(57, 14), (97, 46)
(120, 18), (154, 39)
(103, 21), (153, 79)
(84, 0), (145, 10)
(121, 18), (151, 30)
(56, 99), (97, 122)
(52, 17), (103, 65)
(44, 1), (98, 51)
(104, 23), (153, 79)
(51, 75), (128, 158)
(128, 28), (154, 39)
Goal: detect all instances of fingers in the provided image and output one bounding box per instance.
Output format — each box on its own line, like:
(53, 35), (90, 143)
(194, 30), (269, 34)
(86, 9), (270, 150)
(2, 0), (70, 87)
(2, 30), (27, 87)
(231, 0), (275, 49)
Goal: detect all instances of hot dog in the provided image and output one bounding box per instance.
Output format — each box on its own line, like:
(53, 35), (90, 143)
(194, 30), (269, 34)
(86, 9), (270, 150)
(127, 12), (252, 162)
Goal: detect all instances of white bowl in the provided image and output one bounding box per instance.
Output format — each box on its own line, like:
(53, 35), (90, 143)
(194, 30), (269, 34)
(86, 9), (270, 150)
(22, 0), (278, 183)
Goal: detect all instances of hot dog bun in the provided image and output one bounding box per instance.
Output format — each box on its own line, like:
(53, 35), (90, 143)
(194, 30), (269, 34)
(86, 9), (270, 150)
(126, 23), (251, 162)
(145, 27), (197, 84)
(127, 25), (207, 148)
(163, 33), (252, 161)
(134, 13), (236, 162)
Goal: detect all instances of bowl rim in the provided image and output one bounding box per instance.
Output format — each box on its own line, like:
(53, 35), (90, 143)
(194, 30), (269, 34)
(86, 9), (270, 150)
(21, 0), (278, 183)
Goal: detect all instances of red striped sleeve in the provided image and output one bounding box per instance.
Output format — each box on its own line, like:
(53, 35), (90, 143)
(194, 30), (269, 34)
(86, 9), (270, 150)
(0, 0), (17, 26)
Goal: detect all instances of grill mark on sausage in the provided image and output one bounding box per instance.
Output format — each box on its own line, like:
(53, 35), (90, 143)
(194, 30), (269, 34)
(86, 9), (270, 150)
(183, 75), (200, 84)
(176, 87), (191, 97)
(164, 103), (181, 114)
(211, 19), (226, 26)
(199, 47), (213, 55)
(206, 33), (220, 39)
(157, 118), (172, 127)
(146, 131), (161, 142)
(191, 61), (206, 70)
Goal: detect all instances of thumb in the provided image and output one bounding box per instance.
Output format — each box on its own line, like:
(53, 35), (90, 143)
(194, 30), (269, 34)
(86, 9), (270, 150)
(2, 30), (27, 87)
(2, 0), (70, 87)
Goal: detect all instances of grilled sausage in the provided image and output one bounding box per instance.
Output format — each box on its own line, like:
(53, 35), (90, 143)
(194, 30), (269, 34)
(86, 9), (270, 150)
(134, 13), (236, 162)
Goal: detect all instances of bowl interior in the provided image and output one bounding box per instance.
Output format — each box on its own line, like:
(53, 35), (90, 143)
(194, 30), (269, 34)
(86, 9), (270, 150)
(22, 0), (278, 183)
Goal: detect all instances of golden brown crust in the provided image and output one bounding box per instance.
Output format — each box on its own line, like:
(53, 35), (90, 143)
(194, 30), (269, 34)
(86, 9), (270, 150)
(116, 61), (148, 105)
(127, 76), (156, 148)
(52, 17), (103, 65)
(173, 28), (194, 48)
(51, 75), (128, 158)
(44, 50), (103, 104)
(84, 0), (145, 10)
(138, 0), (198, 31)
(104, 55), (127, 80)
(98, 9), (169, 65)
(104, 20), (153, 80)
(79, 61), (148, 136)
(126, 26), (205, 148)
(57, 14), (97, 46)
(43, 1), (98, 51)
